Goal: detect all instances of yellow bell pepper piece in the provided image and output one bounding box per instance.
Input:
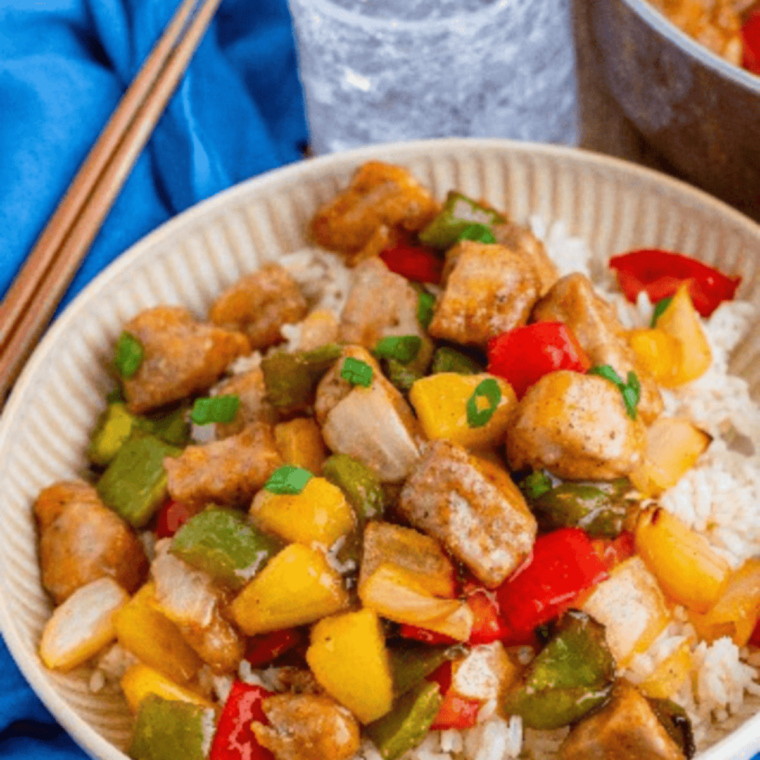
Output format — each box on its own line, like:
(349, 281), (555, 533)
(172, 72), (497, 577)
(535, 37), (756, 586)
(274, 417), (327, 474)
(635, 506), (730, 613)
(115, 583), (201, 684)
(409, 372), (516, 450)
(639, 640), (694, 700)
(628, 328), (683, 387)
(231, 543), (349, 635)
(630, 417), (711, 497)
(120, 663), (213, 713)
(307, 608), (394, 724)
(251, 476), (356, 549)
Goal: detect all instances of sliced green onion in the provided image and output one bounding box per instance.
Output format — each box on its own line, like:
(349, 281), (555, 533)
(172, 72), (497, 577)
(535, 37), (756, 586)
(264, 465), (313, 495)
(587, 364), (623, 386)
(341, 357), (374, 388)
(466, 378), (502, 427)
(458, 223), (497, 244)
(113, 331), (144, 379)
(374, 335), (422, 365)
(588, 365), (640, 420)
(417, 291), (436, 330)
(520, 471), (554, 501)
(190, 395), (240, 425)
(651, 296), (673, 327)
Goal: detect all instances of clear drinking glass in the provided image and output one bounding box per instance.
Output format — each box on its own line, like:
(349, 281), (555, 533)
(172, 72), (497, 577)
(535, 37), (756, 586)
(287, 0), (579, 155)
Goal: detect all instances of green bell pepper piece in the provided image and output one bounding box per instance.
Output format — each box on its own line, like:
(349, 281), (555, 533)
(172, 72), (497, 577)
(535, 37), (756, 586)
(418, 191), (506, 249)
(388, 643), (465, 698)
(171, 507), (283, 589)
(97, 433), (182, 528)
(129, 695), (213, 760)
(502, 610), (615, 730)
(365, 681), (443, 760)
(649, 698), (696, 759)
(88, 402), (138, 467)
(140, 404), (191, 447)
(322, 454), (388, 523)
(430, 346), (483, 375)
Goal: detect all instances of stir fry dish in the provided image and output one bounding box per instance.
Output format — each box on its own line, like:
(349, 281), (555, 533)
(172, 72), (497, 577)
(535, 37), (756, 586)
(34, 161), (757, 760)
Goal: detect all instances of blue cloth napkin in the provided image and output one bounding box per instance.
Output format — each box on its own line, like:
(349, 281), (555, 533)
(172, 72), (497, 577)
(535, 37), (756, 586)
(0, 0), (306, 757)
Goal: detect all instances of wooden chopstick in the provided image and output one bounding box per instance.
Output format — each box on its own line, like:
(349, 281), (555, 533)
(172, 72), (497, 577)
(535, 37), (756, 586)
(0, 0), (223, 405)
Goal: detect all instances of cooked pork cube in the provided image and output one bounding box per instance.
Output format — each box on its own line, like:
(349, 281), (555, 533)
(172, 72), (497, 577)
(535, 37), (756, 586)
(213, 366), (277, 438)
(309, 161), (440, 259)
(34, 481), (148, 605)
(299, 309), (340, 352)
(429, 241), (541, 348)
(122, 306), (249, 414)
(315, 347), (422, 482)
(451, 642), (520, 702)
(399, 440), (537, 588)
(559, 681), (687, 760)
(253, 693), (361, 760)
(339, 258), (425, 349)
(493, 221), (558, 295)
(532, 273), (663, 422)
(209, 263), (308, 351)
(164, 421), (282, 509)
(506, 371), (646, 481)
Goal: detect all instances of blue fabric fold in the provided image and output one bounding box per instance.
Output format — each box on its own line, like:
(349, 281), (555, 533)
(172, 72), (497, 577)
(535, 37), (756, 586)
(0, 0), (305, 757)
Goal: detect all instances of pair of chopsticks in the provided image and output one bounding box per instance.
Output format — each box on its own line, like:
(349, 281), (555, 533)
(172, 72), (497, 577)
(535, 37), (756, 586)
(0, 0), (223, 406)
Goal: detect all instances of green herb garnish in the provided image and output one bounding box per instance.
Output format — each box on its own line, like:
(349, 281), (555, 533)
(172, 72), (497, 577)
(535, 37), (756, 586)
(458, 223), (497, 244)
(264, 465), (313, 495)
(417, 291), (436, 330)
(341, 357), (374, 388)
(651, 296), (673, 327)
(374, 336), (422, 365)
(113, 331), (144, 379)
(588, 365), (641, 420)
(190, 395), (240, 425)
(520, 471), (554, 501)
(466, 378), (502, 427)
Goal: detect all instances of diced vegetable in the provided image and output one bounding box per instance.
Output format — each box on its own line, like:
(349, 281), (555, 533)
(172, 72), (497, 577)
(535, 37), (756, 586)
(630, 417), (712, 497)
(609, 249), (741, 318)
(379, 242), (444, 284)
(114, 331), (144, 379)
(244, 628), (305, 668)
(209, 681), (274, 760)
(87, 403), (138, 466)
(487, 322), (591, 399)
(96, 433), (182, 528)
(190, 395), (240, 425)
(121, 663), (213, 713)
(322, 454), (388, 523)
(263, 465), (312, 495)
(463, 585), (511, 645)
(307, 608), (394, 724)
(418, 191), (506, 249)
(417, 290), (436, 330)
(430, 346), (483, 375)
(274, 418), (327, 474)
(115, 582), (202, 684)
(155, 499), (197, 539)
(171, 508), (283, 590)
(427, 661), (481, 731)
(628, 328), (683, 387)
(231, 544), (349, 635)
(251, 476), (356, 549)
(365, 681), (443, 760)
(388, 644), (464, 698)
(502, 610), (615, 729)
(39, 577), (128, 671)
(743, 9), (760, 73)
(648, 698), (696, 759)
(635, 506), (731, 613)
(639, 640), (694, 700)
(129, 695), (215, 760)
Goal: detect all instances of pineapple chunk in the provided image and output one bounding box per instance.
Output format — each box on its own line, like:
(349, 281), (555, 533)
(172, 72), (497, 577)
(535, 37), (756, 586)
(120, 663), (213, 713)
(274, 418), (328, 474)
(231, 543), (349, 635)
(635, 507), (730, 613)
(250, 476), (356, 549)
(114, 582), (201, 684)
(630, 417), (711, 496)
(628, 329), (683, 387)
(581, 557), (671, 667)
(639, 640), (694, 700)
(39, 577), (128, 671)
(307, 608), (394, 723)
(409, 373), (516, 450)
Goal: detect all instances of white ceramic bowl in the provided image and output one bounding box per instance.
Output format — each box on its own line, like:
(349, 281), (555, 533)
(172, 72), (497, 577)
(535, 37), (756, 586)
(2, 138), (760, 760)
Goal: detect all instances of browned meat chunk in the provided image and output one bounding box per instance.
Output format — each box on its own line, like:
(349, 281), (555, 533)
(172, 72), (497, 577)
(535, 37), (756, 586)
(213, 366), (277, 438)
(310, 161), (440, 260)
(34, 481), (148, 605)
(560, 681), (686, 760)
(315, 347), (422, 482)
(164, 422), (282, 509)
(429, 241), (541, 348)
(399, 440), (537, 588)
(339, 258), (425, 349)
(209, 263), (308, 351)
(506, 371), (646, 481)
(532, 273), (663, 423)
(298, 309), (340, 352)
(493, 221), (559, 295)
(122, 306), (249, 414)
(253, 693), (361, 760)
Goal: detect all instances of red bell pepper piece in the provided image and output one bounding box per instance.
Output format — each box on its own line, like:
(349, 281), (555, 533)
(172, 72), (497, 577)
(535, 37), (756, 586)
(244, 628), (305, 667)
(749, 619), (760, 648)
(398, 624), (456, 646)
(155, 499), (196, 539)
(210, 681), (274, 760)
(496, 528), (609, 640)
(380, 242), (443, 284)
(591, 531), (635, 572)
(609, 249), (741, 318)
(427, 661), (482, 731)
(487, 321), (591, 399)
(742, 10), (760, 74)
